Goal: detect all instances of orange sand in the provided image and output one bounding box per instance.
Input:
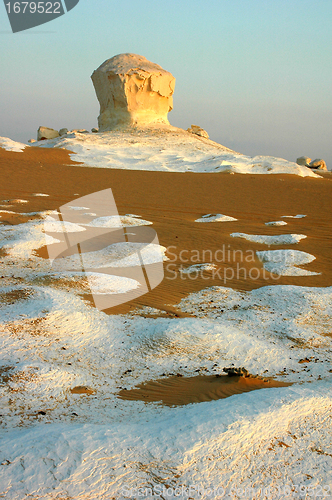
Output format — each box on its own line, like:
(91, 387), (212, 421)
(1, 146), (331, 318)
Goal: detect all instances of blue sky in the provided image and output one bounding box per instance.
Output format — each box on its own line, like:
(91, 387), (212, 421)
(1, 0), (331, 165)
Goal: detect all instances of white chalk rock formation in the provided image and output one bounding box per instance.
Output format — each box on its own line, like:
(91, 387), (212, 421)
(37, 126), (60, 141)
(309, 158), (327, 170)
(296, 156), (311, 166)
(187, 124), (209, 139)
(91, 53), (176, 131)
(59, 128), (68, 136)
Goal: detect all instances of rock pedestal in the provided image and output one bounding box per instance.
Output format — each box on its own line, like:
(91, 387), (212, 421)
(91, 53), (176, 131)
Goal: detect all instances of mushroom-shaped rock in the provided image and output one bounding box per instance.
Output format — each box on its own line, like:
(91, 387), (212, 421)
(91, 53), (176, 131)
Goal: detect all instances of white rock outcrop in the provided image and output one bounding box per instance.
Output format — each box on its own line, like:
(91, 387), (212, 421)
(91, 53), (175, 131)
(297, 156), (327, 170)
(309, 158), (327, 170)
(37, 126), (60, 141)
(296, 156), (311, 166)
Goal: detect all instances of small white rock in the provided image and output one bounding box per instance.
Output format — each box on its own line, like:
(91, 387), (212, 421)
(37, 126), (60, 141)
(187, 124), (209, 139)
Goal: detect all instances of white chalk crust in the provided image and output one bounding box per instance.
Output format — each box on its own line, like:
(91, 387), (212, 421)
(231, 233), (307, 245)
(257, 249), (320, 276)
(195, 213), (238, 223)
(26, 130), (321, 176)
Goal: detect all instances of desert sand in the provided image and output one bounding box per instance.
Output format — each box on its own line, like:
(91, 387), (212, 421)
(1, 142), (332, 497)
(119, 373), (290, 406)
(1, 146), (331, 320)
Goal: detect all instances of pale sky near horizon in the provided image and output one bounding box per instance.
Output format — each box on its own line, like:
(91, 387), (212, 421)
(1, 0), (331, 166)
